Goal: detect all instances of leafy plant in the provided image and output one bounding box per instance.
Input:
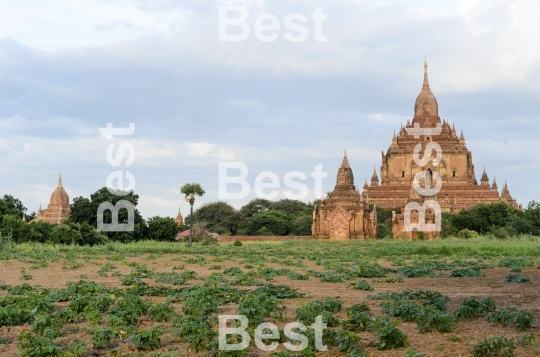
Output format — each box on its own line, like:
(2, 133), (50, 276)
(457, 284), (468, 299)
(371, 315), (408, 350)
(487, 306), (534, 330)
(472, 336), (516, 357)
(126, 326), (163, 350)
(416, 309), (456, 333)
(17, 332), (63, 357)
(351, 280), (374, 291)
(149, 301), (176, 322)
(295, 297), (343, 327)
(404, 346), (426, 357)
(504, 274), (531, 283)
(238, 292), (281, 325)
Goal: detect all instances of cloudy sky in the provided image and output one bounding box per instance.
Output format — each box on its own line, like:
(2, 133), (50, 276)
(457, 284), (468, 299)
(1, 0), (539, 219)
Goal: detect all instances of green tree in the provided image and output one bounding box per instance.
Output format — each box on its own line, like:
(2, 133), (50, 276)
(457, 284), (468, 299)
(268, 199), (311, 216)
(49, 222), (107, 245)
(0, 215), (28, 243)
(237, 198), (272, 234)
(180, 183), (205, 247)
(246, 210), (292, 236)
(290, 214), (313, 236)
(147, 216), (180, 241)
(0, 194), (28, 218)
(69, 187), (146, 243)
(188, 201), (237, 235)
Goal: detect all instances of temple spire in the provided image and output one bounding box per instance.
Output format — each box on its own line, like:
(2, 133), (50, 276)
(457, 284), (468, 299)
(423, 58), (430, 89)
(341, 150), (350, 168)
(492, 176), (498, 191)
(480, 166), (489, 187)
(57, 174), (63, 189)
(371, 166), (379, 187)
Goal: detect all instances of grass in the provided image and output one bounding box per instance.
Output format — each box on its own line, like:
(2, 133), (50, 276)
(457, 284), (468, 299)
(3, 235), (540, 260)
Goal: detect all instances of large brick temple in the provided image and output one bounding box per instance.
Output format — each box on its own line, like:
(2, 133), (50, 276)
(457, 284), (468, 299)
(361, 61), (519, 239)
(313, 61), (520, 240)
(32, 175), (71, 224)
(312, 153), (377, 240)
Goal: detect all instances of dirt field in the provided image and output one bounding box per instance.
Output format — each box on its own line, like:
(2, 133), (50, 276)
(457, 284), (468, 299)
(1, 241), (539, 356)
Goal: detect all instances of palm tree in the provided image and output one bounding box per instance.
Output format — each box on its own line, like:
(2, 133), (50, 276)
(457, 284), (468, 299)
(180, 183), (206, 247)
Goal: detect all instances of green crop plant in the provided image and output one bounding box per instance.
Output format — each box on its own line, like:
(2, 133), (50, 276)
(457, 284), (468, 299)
(504, 274), (532, 283)
(238, 292), (281, 325)
(471, 336), (516, 357)
(371, 315), (408, 350)
(351, 280), (374, 291)
(126, 326), (163, 350)
(295, 297), (343, 327)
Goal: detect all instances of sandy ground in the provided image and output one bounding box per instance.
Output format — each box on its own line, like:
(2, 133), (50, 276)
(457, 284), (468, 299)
(0, 254), (539, 357)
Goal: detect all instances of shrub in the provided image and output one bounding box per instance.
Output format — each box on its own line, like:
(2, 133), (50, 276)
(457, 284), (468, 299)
(504, 274), (532, 283)
(233, 240), (243, 247)
(351, 280), (374, 291)
(149, 302), (176, 322)
(404, 347), (426, 357)
(416, 309), (456, 333)
(371, 315), (408, 350)
(17, 332), (63, 357)
(126, 327), (163, 350)
(295, 298), (343, 327)
(454, 297), (496, 320)
(381, 300), (421, 322)
(343, 303), (372, 332)
(238, 292), (280, 325)
(471, 336), (516, 357)
(487, 306), (534, 330)
(450, 267), (481, 277)
(457, 229), (479, 239)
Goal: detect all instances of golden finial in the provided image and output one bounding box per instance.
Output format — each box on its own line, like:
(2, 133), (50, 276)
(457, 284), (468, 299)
(424, 56), (428, 68)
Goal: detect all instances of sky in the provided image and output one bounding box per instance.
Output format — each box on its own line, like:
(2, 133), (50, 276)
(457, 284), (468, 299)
(1, 0), (539, 219)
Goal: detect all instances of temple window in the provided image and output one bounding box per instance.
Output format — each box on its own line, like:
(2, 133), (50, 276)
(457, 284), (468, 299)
(401, 171), (405, 178)
(452, 170), (456, 177)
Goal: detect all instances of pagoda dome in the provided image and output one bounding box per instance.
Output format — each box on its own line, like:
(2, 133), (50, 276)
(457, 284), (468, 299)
(50, 175), (69, 205)
(414, 61), (438, 117)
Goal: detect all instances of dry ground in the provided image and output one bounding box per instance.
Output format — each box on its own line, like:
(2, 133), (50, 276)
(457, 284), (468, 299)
(1, 252), (539, 357)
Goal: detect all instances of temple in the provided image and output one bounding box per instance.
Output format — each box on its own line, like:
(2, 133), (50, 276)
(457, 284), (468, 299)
(32, 175), (71, 224)
(312, 152), (377, 239)
(175, 208), (184, 225)
(362, 61), (520, 239)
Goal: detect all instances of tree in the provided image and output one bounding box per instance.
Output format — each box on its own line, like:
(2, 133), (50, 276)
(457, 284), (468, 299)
(147, 216), (180, 241)
(180, 183), (205, 247)
(69, 187), (146, 243)
(290, 215), (313, 236)
(0, 194), (27, 218)
(246, 210), (292, 236)
(237, 198), (272, 234)
(189, 201), (237, 235)
(49, 222), (106, 245)
(268, 199), (311, 216)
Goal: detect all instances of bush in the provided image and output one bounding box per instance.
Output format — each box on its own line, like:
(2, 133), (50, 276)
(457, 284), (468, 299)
(371, 315), (408, 350)
(233, 240), (243, 247)
(454, 297), (496, 320)
(416, 309), (456, 333)
(343, 303), (372, 332)
(295, 297), (343, 327)
(504, 274), (532, 283)
(472, 336), (516, 357)
(457, 229), (479, 239)
(351, 280), (373, 291)
(487, 307), (534, 330)
(238, 292), (280, 325)
(125, 326), (163, 350)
